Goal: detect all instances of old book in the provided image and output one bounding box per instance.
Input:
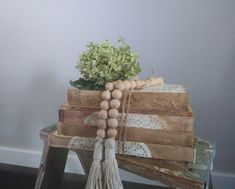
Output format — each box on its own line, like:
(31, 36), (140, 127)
(57, 104), (195, 162)
(50, 126), (195, 162)
(67, 84), (192, 116)
(59, 105), (195, 148)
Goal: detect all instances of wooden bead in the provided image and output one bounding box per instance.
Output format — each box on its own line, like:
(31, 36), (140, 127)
(107, 128), (117, 138)
(130, 80), (136, 89)
(108, 119), (118, 128)
(124, 80), (130, 90)
(101, 90), (111, 100)
(105, 82), (114, 91)
(97, 129), (105, 138)
(136, 80), (144, 89)
(97, 119), (106, 129)
(110, 99), (121, 109)
(108, 108), (119, 118)
(112, 89), (122, 99)
(100, 100), (109, 110)
(98, 110), (107, 119)
(115, 81), (125, 91)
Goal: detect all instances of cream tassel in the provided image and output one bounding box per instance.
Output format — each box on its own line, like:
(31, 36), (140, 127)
(103, 138), (123, 189)
(85, 137), (104, 189)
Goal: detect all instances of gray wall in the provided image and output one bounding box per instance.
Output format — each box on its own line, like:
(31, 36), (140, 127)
(0, 0), (234, 186)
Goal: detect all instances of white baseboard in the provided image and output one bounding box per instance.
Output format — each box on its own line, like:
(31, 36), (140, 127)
(211, 171), (235, 189)
(1, 146), (234, 188)
(0, 146), (84, 174)
(0, 146), (167, 186)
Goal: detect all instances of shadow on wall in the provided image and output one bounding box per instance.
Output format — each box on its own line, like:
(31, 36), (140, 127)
(14, 70), (66, 150)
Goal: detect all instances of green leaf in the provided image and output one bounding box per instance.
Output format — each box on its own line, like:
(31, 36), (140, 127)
(69, 78), (104, 90)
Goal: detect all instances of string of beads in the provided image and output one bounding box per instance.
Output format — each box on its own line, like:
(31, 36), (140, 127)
(96, 77), (164, 139)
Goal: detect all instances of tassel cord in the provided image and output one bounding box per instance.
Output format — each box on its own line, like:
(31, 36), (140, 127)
(85, 137), (104, 189)
(104, 139), (123, 189)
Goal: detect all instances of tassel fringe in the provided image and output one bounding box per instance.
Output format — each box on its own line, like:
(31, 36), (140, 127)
(85, 137), (103, 189)
(103, 139), (123, 189)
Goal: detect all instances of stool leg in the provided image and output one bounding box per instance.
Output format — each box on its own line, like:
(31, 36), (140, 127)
(34, 141), (68, 189)
(34, 142), (49, 189)
(76, 150), (93, 175)
(208, 173), (213, 189)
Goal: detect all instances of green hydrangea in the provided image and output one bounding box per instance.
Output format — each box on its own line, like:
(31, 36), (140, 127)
(76, 38), (141, 87)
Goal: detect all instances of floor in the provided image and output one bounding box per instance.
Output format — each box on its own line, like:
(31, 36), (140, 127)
(0, 163), (168, 189)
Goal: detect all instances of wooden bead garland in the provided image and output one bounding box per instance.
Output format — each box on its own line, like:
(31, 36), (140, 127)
(108, 78), (163, 138)
(88, 77), (164, 189)
(96, 77), (164, 140)
(97, 90), (110, 139)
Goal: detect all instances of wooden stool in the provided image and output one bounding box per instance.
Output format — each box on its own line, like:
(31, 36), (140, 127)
(34, 125), (215, 189)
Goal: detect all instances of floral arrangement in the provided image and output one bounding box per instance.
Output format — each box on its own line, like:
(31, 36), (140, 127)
(70, 38), (141, 90)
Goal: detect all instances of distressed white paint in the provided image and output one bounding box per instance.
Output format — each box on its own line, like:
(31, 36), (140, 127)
(85, 113), (168, 130)
(126, 114), (167, 129)
(68, 136), (152, 158)
(140, 84), (186, 93)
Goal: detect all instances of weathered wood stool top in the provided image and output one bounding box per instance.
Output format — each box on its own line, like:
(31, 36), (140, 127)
(34, 125), (215, 189)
